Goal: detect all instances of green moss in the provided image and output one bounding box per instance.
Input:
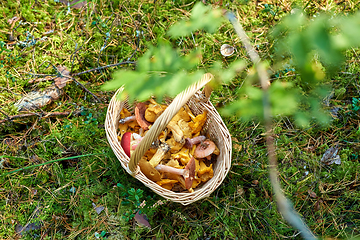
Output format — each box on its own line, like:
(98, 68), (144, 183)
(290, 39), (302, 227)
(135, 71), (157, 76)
(0, 0), (360, 239)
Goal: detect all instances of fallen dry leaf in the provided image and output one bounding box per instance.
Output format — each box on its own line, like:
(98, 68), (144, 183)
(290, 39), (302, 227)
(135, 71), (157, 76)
(15, 222), (42, 236)
(14, 85), (63, 111)
(16, 66), (71, 111)
(55, 65), (71, 89)
(92, 203), (105, 215)
(134, 211), (151, 229)
(321, 143), (341, 165)
(231, 137), (242, 151)
(308, 190), (317, 198)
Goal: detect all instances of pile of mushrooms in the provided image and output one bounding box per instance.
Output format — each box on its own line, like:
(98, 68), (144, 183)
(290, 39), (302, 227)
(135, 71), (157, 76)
(118, 99), (219, 193)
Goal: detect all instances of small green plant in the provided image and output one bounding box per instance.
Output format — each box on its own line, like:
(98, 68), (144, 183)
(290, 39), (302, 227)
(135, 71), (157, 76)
(262, 4), (278, 17)
(351, 97), (360, 112)
(94, 230), (107, 239)
(117, 183), (145, 222)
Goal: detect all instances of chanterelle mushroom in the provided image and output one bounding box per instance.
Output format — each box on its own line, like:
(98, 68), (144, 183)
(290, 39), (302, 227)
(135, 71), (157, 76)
(145, 100), (166, 122)
(189, 111), (207, 134)
(148, 142), (170, 167)
(167, 119), (184, 143)
(198, 160), (214, 182)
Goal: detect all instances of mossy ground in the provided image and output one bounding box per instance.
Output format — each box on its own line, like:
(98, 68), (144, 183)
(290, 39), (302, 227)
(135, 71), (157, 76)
(0, 0), (360, 239)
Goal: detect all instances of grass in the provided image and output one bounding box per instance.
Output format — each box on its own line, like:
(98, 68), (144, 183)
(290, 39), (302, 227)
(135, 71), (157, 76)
(1, 0), (360, 239)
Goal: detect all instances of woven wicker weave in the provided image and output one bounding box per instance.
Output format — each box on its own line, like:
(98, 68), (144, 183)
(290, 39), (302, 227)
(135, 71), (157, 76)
(105, 73), (232, 205)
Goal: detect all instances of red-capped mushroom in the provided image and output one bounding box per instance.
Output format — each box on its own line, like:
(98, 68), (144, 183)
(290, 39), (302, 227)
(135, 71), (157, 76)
(135, 102), (151, 130)
(154, 156), (196, 190)
(120, 132), (143, 157)
(120, 132), (132, 157)
(184, 135), (206, 149)
(194, 139), (216, 160)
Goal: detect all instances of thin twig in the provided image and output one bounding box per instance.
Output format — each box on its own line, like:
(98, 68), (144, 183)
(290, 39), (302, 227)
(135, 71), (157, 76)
(0, 109), (10, 118)
(3, 153), (100, 175)
(0, 110), (81, 124)
(71, 61), (136, 76)
(226, 11), (317, 240)
(67, 76), (102, 103)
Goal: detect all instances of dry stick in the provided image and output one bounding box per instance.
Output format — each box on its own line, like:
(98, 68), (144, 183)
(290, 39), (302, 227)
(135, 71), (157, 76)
(71, 61), (135, 76)
(0, 111), (81, 124)
(226, 12), (317, 240)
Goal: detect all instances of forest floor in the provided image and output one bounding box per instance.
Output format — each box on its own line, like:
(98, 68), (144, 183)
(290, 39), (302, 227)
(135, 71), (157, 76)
(0, 0), (360, 239)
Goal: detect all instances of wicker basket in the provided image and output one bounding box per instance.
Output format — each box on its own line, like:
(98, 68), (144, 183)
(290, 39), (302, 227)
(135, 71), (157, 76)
(105, 73), (232, 205)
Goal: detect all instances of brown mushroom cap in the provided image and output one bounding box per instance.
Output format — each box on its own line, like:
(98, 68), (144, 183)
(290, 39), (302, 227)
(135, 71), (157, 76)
(120, 132), (132, 157)
(194, 140), (216, 159)
(138, 158), (162, 182)
(135, 102), (151, 130)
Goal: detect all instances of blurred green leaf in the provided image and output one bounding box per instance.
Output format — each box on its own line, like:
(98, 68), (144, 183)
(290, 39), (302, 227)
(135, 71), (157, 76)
(102, 42), (203, 102)
(221, 81), (300, 121)
(269, 81), (298, 116)
(168, 2), (223, 38)
(333, 11), (360, 49)
(220, 85), (263, 121)
(209, 60), (247, 85)
(271, 10), (360, 91)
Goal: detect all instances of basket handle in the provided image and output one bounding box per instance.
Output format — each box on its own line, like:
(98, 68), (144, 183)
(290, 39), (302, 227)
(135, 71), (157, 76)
(128, 73), (214, 173)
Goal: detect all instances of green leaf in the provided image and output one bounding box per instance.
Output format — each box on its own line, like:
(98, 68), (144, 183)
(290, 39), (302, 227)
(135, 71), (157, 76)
(334, 11), (360, 49)
(209, 60), (247, 86)
(221, 85), (263, 121)
(294, 112), (310, 127)
(167, 2), (223, 38)
(221, 81), (300, 121)
(102, 42), (202, 103)
(269, 81), (299, 116)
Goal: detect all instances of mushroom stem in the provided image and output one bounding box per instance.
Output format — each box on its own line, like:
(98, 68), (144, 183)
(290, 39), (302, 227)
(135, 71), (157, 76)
(119, 115), (136, 124)
(155, 156), (195, 190)
(184, 135), (206, 148)
(155, 164), (186, 176)
(148, 143), (170, 167)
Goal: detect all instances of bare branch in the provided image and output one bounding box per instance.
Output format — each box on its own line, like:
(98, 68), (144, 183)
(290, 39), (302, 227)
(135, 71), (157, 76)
(0, 110), (82, 124)
(225, 11), (317, 240)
